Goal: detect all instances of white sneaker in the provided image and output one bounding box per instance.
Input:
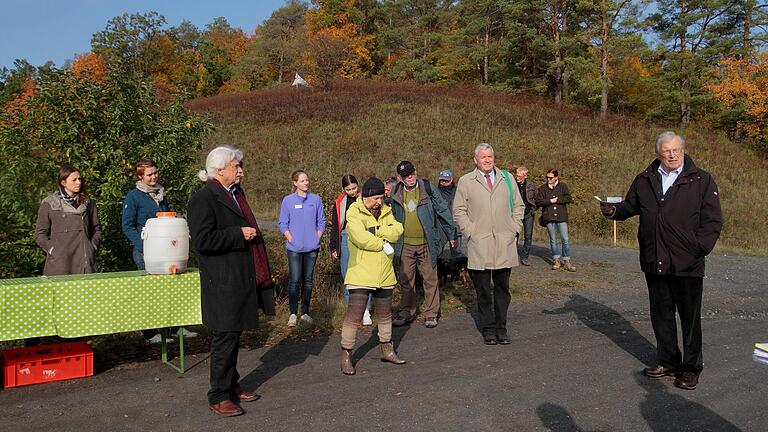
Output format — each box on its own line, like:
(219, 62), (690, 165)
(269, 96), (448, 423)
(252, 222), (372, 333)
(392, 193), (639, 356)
(147, 334), (173, 344)
(362, 309), (373, 326)
(287, 314), (298, 327)
(180, 328), (198, 338)
(300, 314), (313, 324)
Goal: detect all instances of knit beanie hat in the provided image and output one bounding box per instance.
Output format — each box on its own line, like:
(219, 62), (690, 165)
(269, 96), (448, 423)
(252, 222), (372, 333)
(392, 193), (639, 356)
(362, 177), (385, 197)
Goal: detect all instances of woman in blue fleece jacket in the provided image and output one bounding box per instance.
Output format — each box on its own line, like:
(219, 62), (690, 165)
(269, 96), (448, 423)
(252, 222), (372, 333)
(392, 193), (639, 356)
(121, 158), (195, 342)
(278, 170), (326, 327)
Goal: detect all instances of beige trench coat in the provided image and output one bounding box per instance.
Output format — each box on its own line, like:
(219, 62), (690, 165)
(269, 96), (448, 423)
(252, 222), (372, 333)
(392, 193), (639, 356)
(453, 167), (525, 270)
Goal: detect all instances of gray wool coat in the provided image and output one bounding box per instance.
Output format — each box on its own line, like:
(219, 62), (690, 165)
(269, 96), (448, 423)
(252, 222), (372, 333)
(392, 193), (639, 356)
(34, 193), (101, 276)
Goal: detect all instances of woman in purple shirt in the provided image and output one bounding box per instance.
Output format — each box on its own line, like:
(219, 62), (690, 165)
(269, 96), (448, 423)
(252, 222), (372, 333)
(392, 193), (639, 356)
(279, 170), (326, 327)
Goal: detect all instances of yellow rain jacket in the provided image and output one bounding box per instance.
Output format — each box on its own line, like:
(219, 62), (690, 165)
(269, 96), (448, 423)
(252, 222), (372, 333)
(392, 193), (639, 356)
(344, 198), (403, 289)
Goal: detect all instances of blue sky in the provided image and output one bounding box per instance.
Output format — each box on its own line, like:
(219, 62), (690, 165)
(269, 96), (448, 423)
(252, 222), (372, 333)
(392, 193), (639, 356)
(0, 0), (288, 70)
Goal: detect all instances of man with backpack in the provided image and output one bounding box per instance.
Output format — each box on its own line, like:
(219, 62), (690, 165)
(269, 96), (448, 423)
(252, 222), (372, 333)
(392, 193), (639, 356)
(453, 144), (524, 345)
(390, 160), (457, 328)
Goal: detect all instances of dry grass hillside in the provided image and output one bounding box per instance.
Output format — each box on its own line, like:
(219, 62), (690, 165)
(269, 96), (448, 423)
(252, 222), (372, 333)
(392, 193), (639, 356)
(187, 79), (767, 255)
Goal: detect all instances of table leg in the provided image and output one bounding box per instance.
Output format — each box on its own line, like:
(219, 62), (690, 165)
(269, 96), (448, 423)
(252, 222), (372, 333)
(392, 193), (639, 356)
(160, 328), (186, 373)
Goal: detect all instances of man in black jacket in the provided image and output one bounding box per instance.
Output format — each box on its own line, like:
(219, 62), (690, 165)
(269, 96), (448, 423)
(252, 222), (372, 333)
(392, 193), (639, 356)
(514, 166), (537, 266)
(188, 146), (272, 416)
(601, 131), (722, 391)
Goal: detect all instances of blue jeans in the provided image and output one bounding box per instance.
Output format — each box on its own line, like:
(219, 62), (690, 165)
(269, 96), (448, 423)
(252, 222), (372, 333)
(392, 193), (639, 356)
(519, 212), (534, 260)
(545, 222), (571, 260)
(132, 248), (145, 270)
(287, 250), (318, 315)
(340, 230), (372, 308)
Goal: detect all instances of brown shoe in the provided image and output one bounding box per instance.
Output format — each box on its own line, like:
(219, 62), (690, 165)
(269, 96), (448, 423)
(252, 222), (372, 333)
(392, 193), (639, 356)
(643, 365), (676, 378)
(552, 258), (561, 270)
(563, 260), (576, 272)
(674, 371), (699, 390)
(341, 348), (355, 375)
(209, 400), (244, 417)
(233, 387), (260, 402)
(380, 342), (406, 364)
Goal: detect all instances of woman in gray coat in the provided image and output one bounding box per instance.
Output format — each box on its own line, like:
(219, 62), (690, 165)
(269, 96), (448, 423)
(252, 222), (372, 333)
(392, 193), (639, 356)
(35, 164), (101, 276)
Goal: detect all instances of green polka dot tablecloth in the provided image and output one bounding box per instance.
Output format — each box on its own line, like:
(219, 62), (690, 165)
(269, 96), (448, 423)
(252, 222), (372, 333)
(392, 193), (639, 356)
(0, 270), (202, 341)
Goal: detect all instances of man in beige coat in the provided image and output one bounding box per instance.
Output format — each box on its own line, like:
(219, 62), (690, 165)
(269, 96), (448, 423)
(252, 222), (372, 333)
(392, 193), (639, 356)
(453, 143), (524, 345)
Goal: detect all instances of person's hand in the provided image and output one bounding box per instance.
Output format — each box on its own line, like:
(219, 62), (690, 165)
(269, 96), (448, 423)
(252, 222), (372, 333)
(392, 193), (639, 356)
(241, 227), (257, 241)
(600, 203), (615, 217)
(316, 230), (323, 239)
(283, 231), (293, 243)
(331, 251), (339, 259)
(449, 240), (457, 248)
(550, 197), (558, 203)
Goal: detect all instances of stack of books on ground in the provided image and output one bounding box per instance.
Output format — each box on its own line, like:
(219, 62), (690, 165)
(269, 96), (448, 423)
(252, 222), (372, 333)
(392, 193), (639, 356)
(753, 343), (768, 365)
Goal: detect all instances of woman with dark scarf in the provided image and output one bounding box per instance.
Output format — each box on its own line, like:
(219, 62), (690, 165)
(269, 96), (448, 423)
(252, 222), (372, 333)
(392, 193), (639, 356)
(121, 158), (196, 342)
(35, 164), (101, 276)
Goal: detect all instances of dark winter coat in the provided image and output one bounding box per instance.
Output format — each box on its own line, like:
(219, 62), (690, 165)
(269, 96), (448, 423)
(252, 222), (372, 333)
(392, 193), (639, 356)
(535, 182), (572, 224)
(517, 179), (537, 215)
(34, 193), (101, 276)
(188, 180), (270, 331)
(610, 155), (722, 277)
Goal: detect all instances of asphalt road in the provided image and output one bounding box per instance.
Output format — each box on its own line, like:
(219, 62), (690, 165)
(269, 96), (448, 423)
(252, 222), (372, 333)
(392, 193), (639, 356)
(1, 244), (766, 432)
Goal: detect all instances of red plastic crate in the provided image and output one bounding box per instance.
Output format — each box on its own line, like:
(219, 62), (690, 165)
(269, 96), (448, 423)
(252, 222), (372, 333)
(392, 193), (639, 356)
(2, 342), (93, 388)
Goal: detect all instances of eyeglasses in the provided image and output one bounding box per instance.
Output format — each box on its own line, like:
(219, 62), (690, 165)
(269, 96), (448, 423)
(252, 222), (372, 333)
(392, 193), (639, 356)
(546, 176), (555, 179)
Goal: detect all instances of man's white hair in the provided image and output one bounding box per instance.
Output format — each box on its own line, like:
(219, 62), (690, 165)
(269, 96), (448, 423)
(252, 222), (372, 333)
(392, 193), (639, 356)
(197, 146), (244, 181)
(655, 131), (686, 154)
(474, 143), (494, 157)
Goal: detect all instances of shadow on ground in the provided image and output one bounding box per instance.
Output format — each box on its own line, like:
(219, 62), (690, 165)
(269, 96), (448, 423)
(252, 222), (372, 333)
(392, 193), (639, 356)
(542, 294), (655, 365)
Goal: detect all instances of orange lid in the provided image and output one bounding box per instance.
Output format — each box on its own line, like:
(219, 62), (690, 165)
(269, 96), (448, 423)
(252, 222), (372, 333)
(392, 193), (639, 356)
(156, 212), (177, 217)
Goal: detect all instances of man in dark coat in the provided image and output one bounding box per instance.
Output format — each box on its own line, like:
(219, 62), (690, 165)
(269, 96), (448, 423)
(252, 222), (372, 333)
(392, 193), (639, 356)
(514, 166), (537, 266)
(188, 146), (273, 417)
(601, 131), (722, 391)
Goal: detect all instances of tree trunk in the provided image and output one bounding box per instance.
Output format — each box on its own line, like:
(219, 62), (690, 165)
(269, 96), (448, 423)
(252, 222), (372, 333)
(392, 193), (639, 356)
(483, 24), (490, 85)
(680, 102), (691, 129)
(600, 3), (609, 120)
(278, 53), (284, 83)
(743, 0), (754, 58)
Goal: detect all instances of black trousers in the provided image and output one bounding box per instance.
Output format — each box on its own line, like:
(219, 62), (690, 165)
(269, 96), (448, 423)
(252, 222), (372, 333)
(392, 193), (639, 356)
(645, 273), (704, 373)
(208, 330), (242, 404)
(469, 268), (511, 337)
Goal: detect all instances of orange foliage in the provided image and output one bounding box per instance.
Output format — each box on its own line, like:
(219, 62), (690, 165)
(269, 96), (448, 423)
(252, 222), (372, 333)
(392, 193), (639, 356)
(302, 1), (374, 86)
(205, 27), (249, 62)
(3, 77), (35, 118)
(708, 54), (768, 142)
(71, 52), (108, 82)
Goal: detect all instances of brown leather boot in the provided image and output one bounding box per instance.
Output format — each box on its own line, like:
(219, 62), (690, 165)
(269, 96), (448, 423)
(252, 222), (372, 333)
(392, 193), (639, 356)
(563, 260), (576, 272)
(341, 348), (355, 375)
(552, 258), (561, 270)
(380, 342), (406, 364)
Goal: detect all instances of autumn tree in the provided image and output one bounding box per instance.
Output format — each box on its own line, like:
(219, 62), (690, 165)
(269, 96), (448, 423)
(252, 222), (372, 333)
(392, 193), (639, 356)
(301, 0), (375, 88)
(70, 52), (108, 83)
(708, 53), (768, 150)
(199, 17), (250, 94)
(235, 0), (308, 87)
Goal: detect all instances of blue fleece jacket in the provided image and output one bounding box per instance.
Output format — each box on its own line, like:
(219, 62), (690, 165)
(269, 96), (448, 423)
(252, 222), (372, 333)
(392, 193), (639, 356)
(121, 187), (169, 253)
(278, 192), (325, 253)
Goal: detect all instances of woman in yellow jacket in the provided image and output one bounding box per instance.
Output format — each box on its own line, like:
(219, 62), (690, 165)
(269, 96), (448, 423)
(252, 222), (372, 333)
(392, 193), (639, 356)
(340, 177), (405, 375)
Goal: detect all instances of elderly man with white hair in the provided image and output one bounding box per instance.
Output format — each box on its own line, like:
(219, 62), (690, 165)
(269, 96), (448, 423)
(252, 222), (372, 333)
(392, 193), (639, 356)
(600, 131), (722, 391)
(188, 146), (273, 416)
(453, 143), (524, 345)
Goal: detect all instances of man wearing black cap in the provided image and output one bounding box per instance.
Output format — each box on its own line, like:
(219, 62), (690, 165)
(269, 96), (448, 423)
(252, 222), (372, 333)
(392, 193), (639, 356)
(390, 161), (457, 328)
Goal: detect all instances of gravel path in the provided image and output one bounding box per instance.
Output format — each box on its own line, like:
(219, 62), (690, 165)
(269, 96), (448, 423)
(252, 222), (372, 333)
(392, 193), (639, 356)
(1, 244), (766, 432)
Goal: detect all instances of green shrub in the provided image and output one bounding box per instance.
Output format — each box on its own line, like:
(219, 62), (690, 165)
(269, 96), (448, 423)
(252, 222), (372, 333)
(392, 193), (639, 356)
(0, 67), (213, 277)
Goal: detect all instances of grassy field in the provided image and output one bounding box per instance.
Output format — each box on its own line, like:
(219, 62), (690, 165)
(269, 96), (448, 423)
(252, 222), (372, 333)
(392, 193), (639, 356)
(188, 79), (766, 255)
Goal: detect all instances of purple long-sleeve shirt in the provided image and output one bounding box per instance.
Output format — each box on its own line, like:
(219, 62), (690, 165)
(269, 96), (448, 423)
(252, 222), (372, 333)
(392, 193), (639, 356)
(278, 192), (326, 253)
